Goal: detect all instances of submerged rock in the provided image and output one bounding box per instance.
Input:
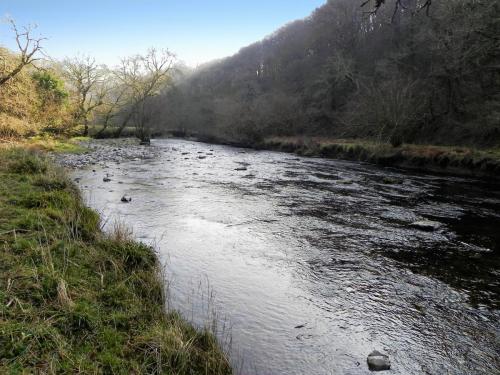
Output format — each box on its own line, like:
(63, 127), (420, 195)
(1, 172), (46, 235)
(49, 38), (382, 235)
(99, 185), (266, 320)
(337, 179), (354, 185)
(367, 350), (391, 371)
(103, 177), (111, 182)
(410, 220), (442, 232)
(235, 167), (247, 171)
(382, 176), (402, 184)
(121, 195), (132, 203)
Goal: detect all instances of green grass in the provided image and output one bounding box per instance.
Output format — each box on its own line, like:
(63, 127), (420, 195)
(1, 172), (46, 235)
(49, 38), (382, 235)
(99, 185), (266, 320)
(0, 148), (231, 374)
(23, 136), (90, 154)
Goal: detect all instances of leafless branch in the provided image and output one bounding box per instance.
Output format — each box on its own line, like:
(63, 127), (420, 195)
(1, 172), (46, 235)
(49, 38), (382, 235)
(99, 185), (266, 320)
(0, 19), (46, 86)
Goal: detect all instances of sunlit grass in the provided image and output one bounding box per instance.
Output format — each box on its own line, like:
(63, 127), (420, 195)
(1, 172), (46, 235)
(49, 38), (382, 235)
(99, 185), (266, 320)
(23, 135), (90, 154)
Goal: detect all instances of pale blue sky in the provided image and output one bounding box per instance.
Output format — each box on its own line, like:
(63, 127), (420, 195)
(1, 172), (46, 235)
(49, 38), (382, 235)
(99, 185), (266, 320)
(0, 0), (326, 67)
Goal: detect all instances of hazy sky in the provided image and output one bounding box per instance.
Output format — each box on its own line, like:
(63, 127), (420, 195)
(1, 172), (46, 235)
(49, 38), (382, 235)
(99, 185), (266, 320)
(0, 0), (326, 67)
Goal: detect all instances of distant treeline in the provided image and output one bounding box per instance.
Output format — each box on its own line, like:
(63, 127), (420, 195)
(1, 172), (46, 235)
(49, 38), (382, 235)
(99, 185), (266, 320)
(152, 0), (499, 147)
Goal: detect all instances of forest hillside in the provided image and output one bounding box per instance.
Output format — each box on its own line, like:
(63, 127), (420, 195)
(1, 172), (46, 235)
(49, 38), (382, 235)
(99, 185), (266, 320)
(155, 0), (499, 148)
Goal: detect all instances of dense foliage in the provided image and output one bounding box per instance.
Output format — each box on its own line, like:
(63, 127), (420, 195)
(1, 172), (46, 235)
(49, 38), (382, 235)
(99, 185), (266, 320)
(157, 0), (499, 147)
(0, 48), (72, 138)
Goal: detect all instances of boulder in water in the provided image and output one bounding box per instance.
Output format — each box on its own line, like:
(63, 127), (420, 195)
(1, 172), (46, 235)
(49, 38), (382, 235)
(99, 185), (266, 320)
(410, 220), (441, 232)
(121, 195), (132, 203)
(367, 350), (390, 371)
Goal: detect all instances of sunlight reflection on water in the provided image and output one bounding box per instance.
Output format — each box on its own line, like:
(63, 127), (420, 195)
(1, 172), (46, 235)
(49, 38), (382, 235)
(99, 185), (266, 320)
(73, 139), (500, 375)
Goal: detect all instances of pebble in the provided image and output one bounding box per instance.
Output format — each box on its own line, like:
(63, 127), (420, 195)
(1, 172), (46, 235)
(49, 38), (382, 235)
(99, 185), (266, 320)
(367, 350), (391, 371)
(53, 139), (161, 169)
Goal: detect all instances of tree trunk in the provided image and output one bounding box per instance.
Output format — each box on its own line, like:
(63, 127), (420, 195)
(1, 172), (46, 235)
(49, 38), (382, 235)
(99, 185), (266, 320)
(114, 110), (134, 138)
(83, 119), (89, 136)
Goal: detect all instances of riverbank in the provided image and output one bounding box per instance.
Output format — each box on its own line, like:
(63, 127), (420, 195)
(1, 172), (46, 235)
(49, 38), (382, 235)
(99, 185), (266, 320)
(0, 147), (231, 373)
(260, 136), (500, 180)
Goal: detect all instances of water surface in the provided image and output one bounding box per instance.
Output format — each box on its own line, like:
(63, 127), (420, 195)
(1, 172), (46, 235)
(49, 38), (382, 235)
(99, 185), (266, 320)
(73, 139), (500, 375)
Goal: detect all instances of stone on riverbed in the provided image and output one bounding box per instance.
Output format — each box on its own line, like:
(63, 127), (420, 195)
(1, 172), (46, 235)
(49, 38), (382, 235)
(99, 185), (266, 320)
(121, 195), (132, 203)
(367, 350), (390, 371)
(410, 220), (442, 232)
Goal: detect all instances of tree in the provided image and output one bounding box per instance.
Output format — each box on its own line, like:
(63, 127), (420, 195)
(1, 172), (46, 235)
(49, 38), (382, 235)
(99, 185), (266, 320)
(0, 19), (45, 86)
(62, 55), (107, 136)
(32, 70), (71, 132)
(94, 77), (128, 138)
(115, 48), (175, 141)
(158, 0), (498, 147)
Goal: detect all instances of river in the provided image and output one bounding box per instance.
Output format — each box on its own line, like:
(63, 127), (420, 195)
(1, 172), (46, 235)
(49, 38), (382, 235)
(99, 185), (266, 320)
(72, 139), (500, 375)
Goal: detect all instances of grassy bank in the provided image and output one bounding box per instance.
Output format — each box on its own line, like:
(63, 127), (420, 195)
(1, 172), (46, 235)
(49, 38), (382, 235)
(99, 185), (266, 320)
(263, 136), (500, 179)
(1, 135), (89, 155)
(0, 148), (231, 374)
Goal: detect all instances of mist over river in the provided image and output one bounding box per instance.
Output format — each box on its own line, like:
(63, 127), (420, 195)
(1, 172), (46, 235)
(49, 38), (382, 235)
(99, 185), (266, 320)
(72, 139), (500, 375)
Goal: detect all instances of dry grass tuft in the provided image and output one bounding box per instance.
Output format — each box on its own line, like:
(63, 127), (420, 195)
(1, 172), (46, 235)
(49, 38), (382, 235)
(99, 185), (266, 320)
(57, 278), (74, 308)
(109, 220), (134, 243)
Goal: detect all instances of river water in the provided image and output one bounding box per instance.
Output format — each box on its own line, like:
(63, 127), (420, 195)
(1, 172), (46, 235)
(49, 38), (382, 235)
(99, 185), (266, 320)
(72, 139), (500, 375)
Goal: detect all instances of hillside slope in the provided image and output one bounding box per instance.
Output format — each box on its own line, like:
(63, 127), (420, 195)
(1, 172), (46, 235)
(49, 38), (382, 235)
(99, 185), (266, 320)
(157, 0), (499, 148)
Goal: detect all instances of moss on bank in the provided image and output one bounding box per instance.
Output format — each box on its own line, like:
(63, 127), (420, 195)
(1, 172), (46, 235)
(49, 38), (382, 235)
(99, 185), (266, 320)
(263, 136), (500, 179)
(0, 148), (231, 374)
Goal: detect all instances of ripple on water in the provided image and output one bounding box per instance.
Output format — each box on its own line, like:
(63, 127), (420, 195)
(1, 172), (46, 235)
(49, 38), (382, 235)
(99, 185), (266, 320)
(72, 139), (500, 375)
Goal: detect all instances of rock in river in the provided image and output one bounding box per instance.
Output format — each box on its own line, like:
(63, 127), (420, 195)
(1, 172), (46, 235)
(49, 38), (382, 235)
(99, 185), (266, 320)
(410, 220), (442, 232)
(367, 350), (391, 371)
(121, 195), (132, 203)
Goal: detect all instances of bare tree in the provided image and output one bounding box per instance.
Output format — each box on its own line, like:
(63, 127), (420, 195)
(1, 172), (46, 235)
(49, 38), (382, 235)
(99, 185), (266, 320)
(0, 19), (45, 86)
(115, 48), (175, 141)
(62, 56), (107, 135)
(95, 76), (128, 138)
